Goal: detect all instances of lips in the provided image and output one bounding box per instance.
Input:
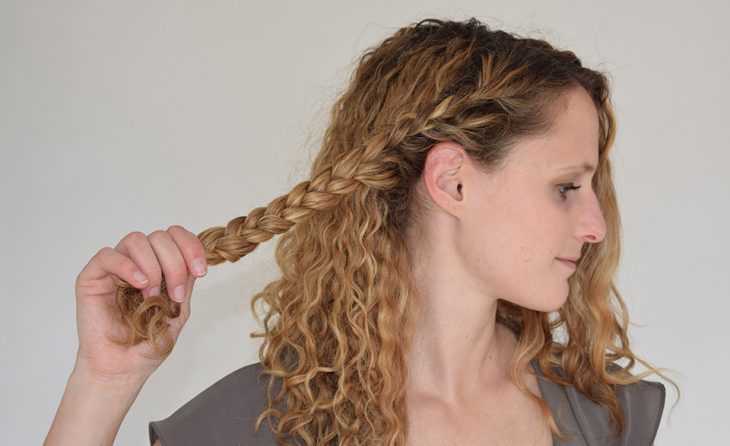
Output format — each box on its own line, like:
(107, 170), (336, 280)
(556, 258), (577, 269)
(557, 256), (580, 262)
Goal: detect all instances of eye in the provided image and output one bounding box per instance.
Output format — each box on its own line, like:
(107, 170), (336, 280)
(557, 183), (582, 202)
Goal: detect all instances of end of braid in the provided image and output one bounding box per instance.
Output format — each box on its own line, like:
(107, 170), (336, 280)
(111, 274), (179, 359)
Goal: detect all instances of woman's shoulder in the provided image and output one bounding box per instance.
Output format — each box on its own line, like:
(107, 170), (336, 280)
(148, 361), (279, 446)
(565, 374), (665, 445)
(531, 358), (666, 445)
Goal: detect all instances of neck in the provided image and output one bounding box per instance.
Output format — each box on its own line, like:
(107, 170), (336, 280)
(403, 248), (519, 407)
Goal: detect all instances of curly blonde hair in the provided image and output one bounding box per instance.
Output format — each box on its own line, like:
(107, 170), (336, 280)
(112, 17), (678, 445)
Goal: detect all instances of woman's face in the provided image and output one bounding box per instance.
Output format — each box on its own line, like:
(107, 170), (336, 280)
(456, 87), (607, 312)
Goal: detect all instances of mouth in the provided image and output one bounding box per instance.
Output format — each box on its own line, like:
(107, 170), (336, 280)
(556, 258), (577, 269)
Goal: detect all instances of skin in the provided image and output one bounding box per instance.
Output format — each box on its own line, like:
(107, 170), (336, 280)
(403, 86), (607, 443)
(45, 226), (207, 445)
(46, 86), (606, 445)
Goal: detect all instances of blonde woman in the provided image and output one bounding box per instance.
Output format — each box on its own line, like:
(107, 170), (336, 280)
(45, 17), (676, 446)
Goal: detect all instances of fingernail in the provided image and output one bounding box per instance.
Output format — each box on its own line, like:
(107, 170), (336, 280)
(192, 258), (207, 277)
(149, 287), (160, 297)
(173, 285), (185, 302)
(134, 271), (148, 284)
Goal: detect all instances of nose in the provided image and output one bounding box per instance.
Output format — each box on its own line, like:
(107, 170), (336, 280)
(578, 193), (607, 244)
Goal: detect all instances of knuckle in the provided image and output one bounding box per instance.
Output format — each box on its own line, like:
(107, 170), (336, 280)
(97, 246), (114, 256)
(128, 230), (147, 240)
(167, 224), (185, 233)
(123, 231), (147, 245)
(148, 229), (168, 241)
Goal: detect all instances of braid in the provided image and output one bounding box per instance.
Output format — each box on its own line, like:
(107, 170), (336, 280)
(111, 145), (401, 357)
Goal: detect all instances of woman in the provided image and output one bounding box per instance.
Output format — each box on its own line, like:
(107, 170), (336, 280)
(45, 17), (676, 446)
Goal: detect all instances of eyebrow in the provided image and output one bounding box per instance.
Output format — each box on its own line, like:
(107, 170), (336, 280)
(557, 163), (596, 173)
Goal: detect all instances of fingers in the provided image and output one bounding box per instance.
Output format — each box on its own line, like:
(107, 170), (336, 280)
(146, 230), (190, 302)
(166, 225), (207, 278)
(79, 246), (152, 291)
(114, 232), (164, 298)
(114, 226), (207, 303)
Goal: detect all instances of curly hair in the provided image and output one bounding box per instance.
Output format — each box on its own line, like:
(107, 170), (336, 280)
(111, 17), (678, 445)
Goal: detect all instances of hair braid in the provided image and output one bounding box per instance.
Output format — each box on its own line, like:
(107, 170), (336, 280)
(111, 140), (401, 357)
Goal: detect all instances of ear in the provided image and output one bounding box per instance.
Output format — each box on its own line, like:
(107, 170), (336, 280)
(421, 141), (469, 216)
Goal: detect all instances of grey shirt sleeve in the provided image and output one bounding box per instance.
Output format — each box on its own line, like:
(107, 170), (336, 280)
(566, 378), (665, 445)
(148, 362), (279, 446)
(531, 358), (666, 446)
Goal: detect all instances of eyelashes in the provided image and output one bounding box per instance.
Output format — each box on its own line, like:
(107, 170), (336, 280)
(557, 183), (582, 201)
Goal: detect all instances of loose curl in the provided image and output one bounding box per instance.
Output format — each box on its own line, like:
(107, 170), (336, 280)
(111, 17), (679, 445)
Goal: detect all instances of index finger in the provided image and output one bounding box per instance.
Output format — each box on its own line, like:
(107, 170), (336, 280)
(166, 225), (207, 277)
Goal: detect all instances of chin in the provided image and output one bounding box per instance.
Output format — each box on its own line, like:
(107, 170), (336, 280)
(517, 292), (569, 313)
(502, 280), (570, 313)
(538, 298), (569, 313)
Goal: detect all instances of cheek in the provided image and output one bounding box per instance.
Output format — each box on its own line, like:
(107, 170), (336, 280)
(458, 188), (570, 310)
(456, 201), (514, 290)
(486, 205), (570, 311)
(504, 200), (560, 264)
(461, 201), (537, 290)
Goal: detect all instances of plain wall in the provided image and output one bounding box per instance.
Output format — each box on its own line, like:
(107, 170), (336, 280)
(1, 0), (728, 444)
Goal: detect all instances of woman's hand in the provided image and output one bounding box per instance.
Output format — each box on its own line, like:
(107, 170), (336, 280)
(73, 225), (207, 381)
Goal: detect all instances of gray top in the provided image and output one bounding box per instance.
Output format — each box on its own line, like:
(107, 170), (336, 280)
(149, 359), (665, 445)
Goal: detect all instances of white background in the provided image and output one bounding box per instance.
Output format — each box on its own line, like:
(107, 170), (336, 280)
(1, 1), (727, 444)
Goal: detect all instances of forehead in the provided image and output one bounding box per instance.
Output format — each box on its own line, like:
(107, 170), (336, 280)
(505, 88), (600, 174)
